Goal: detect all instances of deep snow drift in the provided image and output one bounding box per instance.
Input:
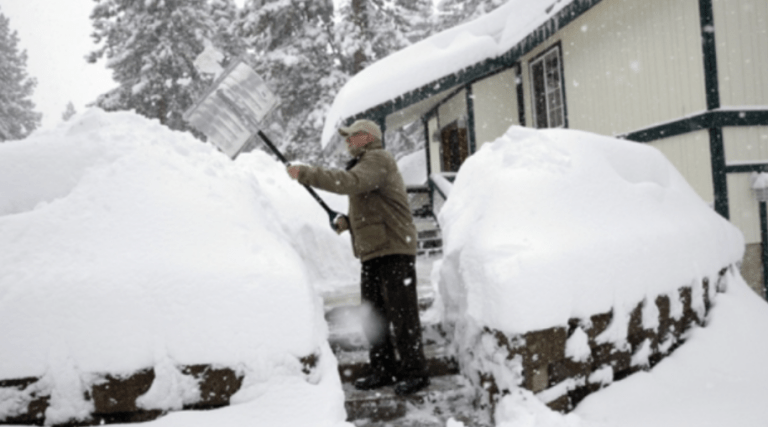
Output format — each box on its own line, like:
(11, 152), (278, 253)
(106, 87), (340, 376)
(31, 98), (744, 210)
(397, 148), (428, 186)
(435, 126), (762, 427)
(2, 110), (766, 427)
(0, 109), (356, 426)
(438, 125), (744, 336)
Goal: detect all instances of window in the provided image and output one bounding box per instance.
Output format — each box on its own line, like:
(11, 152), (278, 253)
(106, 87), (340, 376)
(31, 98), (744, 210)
(440, 121), (469, 172)
(530, 45), (565, 128)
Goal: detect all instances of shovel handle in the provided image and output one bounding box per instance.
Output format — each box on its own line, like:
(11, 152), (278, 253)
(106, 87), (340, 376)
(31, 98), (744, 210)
(257, 130), (289, 164)
(213, 89), (342, 230)
(255, 131), (343, 231)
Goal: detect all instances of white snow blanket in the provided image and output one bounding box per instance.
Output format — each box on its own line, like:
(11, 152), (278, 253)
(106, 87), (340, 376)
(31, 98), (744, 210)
(438, 126), (744, 335)
(397, 148), (428, 186)
(0, 109), (355, 426)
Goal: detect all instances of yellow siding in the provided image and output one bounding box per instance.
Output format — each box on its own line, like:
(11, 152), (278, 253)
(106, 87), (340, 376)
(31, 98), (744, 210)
(521, 0), (707, 136)
(713, 0), (768, 107)
(438, 90), (467, 128)
(471, 69), (519, 149)
(727, 173), (761, 244)
(428, 117), (442, 174)
(723, 126), (768, 164)
(650, 130), (714, 204)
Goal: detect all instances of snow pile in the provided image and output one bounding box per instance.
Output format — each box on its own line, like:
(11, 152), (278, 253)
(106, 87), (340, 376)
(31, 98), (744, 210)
(751, 172), (768, 189)
(322, 0), (577, 146)
(0, 109), (354, 426)
(397, 148), (427, 186)
(573, 272), (768, 427)
(438, 125), (744, 336)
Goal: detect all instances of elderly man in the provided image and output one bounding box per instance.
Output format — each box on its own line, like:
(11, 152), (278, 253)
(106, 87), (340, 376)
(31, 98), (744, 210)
(287, 119), (429, 395)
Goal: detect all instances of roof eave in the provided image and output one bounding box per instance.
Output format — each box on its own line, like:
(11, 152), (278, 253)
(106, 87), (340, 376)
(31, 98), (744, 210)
(343, 0), (605, 126)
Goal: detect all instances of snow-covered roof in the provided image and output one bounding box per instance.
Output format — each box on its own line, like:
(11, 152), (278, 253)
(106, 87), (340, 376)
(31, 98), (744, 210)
(322, 0), (583, 147)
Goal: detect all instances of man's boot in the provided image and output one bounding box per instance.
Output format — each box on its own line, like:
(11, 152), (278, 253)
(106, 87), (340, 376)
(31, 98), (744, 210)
(354, 372), (397, 391)
(394, 376), (430, 395)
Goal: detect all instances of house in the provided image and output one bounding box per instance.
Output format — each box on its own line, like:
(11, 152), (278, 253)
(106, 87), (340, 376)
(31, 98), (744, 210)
(321, 0), (768, 297)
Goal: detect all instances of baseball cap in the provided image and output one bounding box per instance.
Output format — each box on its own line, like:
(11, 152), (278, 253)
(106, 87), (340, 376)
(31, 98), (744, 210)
(338, 119), (382, 141)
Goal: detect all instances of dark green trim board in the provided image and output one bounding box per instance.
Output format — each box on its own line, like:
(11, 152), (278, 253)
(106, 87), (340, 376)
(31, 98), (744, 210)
(708, 127), (728, 218)
(725, 163), (768, 174)
(346, 0), (604, 126)
(422, 117), (436, 212)
(423, 117), (432, 178)
(618, 109), (768, 220)
(761, 202), (768, 300)
(377, 117), (387, 148)
(427, 86), (469, 126)
(620, 110), (768, 142)
(424, 107), (437, 122)
(466, 85), (477, 153)
(698, 0), (720, 110)
(698, 0), (727, 218)
(515, 63), (526, 126)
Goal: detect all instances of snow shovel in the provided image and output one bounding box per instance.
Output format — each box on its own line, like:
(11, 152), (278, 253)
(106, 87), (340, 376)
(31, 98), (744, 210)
(184, 55), (344, 231)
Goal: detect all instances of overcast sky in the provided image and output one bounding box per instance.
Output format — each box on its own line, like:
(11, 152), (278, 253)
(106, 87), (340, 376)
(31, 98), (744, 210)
(2, 0), (114, 129)
(1, 0), (249, 130)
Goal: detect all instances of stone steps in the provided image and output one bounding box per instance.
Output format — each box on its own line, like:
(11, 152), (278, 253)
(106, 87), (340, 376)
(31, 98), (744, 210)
(343, 375), (491, 427)
(324, 261), (492, 426)
(416, 221), (443, 258)
(334, 340), (459, 384)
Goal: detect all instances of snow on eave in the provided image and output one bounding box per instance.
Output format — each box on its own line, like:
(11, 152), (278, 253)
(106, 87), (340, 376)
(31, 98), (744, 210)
(321, 0), (597, 148)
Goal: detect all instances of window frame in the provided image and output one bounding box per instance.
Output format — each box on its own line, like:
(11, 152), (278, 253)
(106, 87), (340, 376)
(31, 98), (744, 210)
(528, 42), (568, 129)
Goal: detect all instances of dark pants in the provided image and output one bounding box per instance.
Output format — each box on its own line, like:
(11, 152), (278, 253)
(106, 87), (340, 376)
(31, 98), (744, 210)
(361, 254), (428, 380)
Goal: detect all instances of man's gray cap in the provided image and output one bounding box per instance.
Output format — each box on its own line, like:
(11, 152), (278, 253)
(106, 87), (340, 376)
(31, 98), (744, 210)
(338, 119), (382, 141)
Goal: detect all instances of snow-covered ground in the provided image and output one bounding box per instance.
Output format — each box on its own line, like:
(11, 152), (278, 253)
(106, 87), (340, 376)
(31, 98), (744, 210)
(1, 110), (767, 427)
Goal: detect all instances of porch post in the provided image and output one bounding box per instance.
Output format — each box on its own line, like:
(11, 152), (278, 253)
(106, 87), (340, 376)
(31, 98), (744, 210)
(698, 0), (728, 219)
(377, 117), (387, 149)
(466, 85), (477, 153)
(761, 202), (768, 299)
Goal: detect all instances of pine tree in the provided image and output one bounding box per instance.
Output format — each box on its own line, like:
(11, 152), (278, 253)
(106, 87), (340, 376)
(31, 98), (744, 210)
(434, 0), (506, 32)
(87, 0), (240, 133)
(209, 0), (246, 59)
(335, 0), (432, 74)
(62, 101), (77, 121)
(0, 8), (42, 142)
(236, 0), (343, 165)
(396, 0), (435, 43)
(235, 0), (436, 164)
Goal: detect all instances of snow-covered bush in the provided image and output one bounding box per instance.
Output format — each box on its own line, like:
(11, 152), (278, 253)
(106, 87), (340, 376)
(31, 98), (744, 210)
(436, 125), (744, 410)
(0, 109), (355, 426)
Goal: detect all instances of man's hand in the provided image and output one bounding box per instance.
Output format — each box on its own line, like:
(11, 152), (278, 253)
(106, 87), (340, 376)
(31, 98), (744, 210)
(334, 215), (349, 234)
(287, 165), (301, 180)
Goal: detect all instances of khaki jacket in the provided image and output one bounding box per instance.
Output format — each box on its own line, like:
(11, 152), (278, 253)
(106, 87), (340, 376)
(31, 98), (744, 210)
(298, 140), (418, 262)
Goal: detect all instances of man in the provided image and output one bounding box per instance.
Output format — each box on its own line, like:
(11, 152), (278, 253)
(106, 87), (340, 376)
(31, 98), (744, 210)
(287, 119), (430, 396)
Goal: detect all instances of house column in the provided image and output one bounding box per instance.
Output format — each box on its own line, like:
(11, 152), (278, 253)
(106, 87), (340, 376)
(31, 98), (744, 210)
(377, 117), (386, 149)
(465, 85), (477, 153)
(698, 0), (728, 219)
(761, 202), (768, 298)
